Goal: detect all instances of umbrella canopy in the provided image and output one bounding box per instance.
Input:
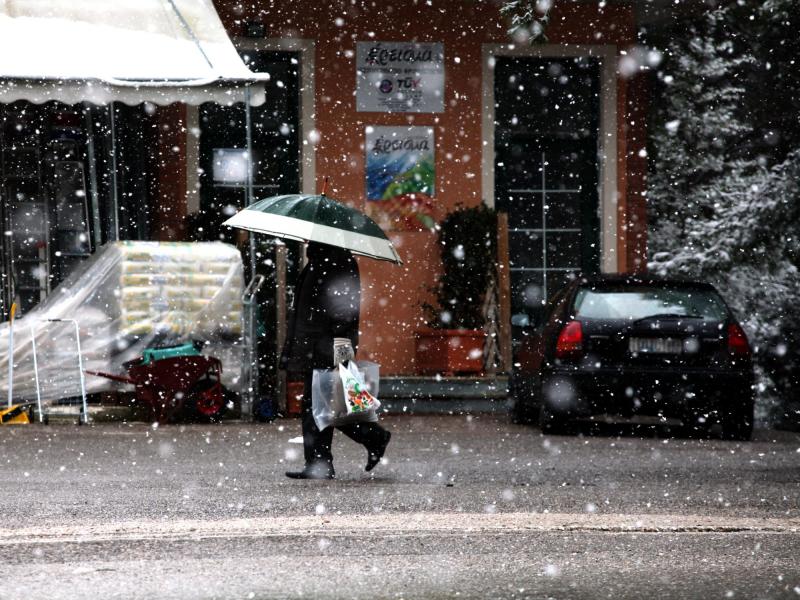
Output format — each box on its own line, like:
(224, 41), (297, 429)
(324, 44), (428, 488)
(223, 194), (403, 265)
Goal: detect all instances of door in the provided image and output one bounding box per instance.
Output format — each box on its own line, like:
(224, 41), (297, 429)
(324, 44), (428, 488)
(494, 56), (601, 341)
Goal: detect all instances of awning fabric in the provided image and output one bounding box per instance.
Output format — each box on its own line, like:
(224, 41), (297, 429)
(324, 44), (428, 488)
(0, 0), (268, 106)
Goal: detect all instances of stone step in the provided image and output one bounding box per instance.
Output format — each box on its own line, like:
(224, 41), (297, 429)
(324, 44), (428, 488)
(379, 375), (509, 400)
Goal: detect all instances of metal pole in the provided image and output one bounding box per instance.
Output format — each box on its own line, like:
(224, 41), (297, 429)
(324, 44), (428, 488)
(84, 106), (103, 249)
(245, 87), (256, 268)
(6, 302), (16, 408)
(29, 322), (43, 423)
(244, 86), (259, 417)
(109, 103), (120, 241)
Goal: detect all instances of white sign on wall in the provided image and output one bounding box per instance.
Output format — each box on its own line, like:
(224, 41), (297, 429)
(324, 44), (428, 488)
(356, 42), (444, 113)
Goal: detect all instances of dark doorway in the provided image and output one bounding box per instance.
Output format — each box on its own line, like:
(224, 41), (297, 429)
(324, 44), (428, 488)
(494, 56), (601, 336)
(195, 49), (303, 414)
(196, 50), (301, 243)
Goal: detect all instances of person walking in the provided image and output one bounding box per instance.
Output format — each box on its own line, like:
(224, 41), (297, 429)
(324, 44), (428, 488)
(279, 241), (391, 480)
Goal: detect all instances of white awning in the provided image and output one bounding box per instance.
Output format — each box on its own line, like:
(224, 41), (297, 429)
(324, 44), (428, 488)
(0, 0), (268, 106)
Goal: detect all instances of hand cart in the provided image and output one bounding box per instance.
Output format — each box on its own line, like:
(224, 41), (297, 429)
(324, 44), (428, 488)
(84, 268), (264, 423)
(241, 274), (265, 420)
(86, 344), (227, 424)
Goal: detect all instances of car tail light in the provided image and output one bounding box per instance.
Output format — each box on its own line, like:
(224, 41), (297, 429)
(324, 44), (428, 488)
(556, 321), (583, 360)
(728, 323), (751, 357)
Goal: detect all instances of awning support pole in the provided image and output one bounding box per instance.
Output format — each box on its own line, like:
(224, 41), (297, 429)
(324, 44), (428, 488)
(83, 106), (102, 249)
(109, 103), (120, 241)
(244, 86), (256, 420)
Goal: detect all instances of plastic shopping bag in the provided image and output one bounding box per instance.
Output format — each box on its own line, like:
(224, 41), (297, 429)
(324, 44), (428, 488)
(340, 362), (377, 415)
(312, 361), (380, 430)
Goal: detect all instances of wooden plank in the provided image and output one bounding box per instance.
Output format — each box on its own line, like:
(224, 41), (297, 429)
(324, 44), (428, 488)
(275, 243), (288, 413)
(496, 213), (513, 373)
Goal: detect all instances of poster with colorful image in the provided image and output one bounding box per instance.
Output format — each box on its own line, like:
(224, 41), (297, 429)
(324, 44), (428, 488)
(365, 126), (439, 231)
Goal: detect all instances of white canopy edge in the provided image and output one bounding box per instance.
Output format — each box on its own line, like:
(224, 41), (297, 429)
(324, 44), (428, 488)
(0, 78), (266, 107)
(0, 0), (269, 106)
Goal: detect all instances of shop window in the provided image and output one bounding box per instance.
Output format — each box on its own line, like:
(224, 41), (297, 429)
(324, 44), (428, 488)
(1, 102), (156, 318)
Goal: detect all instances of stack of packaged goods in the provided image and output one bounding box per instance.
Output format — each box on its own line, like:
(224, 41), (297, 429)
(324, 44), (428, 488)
(115, 242), (244, 339)
(0, 242), (247, 403)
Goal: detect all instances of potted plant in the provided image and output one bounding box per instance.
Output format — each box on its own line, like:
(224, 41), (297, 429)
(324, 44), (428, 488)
(415, 204), (497, 375)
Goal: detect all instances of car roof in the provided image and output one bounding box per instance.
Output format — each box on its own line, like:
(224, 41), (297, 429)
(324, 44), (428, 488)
(571, 273), (717, 291)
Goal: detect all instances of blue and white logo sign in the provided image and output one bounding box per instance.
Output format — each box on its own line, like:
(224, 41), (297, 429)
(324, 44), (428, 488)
(356, 42), (444, 113)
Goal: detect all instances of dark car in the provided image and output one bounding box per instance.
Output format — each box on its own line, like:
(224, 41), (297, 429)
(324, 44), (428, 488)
(511, 275), (755, 439)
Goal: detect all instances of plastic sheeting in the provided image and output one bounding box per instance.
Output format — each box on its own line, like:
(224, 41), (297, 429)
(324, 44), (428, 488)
(0, 241), (246, 404)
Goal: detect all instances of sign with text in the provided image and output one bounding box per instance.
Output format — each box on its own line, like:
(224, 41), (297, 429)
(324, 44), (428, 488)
(356, 42), (444, 113)
(365, 126), (439, 231)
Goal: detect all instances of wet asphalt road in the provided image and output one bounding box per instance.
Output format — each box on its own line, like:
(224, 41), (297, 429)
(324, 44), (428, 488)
(0, 415), (798, 599)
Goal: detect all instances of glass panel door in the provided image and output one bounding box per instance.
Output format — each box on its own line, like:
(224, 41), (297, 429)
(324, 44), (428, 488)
(494, 57), (600, 335)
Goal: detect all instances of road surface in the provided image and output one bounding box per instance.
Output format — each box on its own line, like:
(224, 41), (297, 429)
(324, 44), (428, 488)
(0, 416), (798, 598)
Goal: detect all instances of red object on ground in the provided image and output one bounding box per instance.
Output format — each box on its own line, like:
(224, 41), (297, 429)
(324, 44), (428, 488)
(286, 381), (304, 417)
(87, 355), (225, 423)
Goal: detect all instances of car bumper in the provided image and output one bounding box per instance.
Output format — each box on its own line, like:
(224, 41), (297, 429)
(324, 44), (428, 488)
(517, 366), (754, 420)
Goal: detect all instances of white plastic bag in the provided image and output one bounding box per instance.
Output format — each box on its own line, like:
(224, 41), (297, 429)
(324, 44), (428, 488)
(312, 361), (381, 430)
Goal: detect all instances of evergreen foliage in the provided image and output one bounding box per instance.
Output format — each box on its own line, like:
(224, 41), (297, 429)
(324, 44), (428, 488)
(500, 0), (551, 42)
(647, 1), (800, 423)
(424, 205), (498, 330)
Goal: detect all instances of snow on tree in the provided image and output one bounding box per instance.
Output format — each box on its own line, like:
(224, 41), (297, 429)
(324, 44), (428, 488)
(647, 1), (800, 424)
(500, 0), (552, 42)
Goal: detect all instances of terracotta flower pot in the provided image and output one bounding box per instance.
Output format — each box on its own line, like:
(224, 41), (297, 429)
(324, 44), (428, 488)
(286, 381), (304, 417)
(414, 328), (487, 375)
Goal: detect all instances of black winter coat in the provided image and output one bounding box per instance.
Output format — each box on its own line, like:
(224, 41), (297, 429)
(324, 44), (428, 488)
(279, 242), (360, 374)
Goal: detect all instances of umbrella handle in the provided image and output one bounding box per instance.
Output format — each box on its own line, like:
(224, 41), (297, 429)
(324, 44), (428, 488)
(321, 176), (329, 196)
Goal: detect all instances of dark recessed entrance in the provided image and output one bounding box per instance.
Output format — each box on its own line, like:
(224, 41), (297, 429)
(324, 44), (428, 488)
(494, 56), (601, 332)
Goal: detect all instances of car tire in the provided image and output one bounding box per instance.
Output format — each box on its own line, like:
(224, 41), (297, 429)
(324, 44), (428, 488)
(720, 403), (754, 441)
(539, 404), (573, 435)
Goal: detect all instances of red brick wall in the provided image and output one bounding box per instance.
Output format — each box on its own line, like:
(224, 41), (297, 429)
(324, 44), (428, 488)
(210, 0), (641, 373)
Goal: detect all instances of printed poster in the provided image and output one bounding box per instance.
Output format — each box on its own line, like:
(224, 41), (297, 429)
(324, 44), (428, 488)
(356, 42), (444, 113)
(365, 126), (440, 231)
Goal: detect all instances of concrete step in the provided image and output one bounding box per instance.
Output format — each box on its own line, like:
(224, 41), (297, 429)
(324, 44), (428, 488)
(379, 375), (510, 415)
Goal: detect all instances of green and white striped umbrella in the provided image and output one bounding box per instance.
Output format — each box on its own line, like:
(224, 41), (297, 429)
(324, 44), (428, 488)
(223, 194), (403, 264)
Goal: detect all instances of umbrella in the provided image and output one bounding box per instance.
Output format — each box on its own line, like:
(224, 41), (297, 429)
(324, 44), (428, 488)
(223, 193), (403, 264)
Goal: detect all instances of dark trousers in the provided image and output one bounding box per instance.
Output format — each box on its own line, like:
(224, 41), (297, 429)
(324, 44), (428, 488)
(301, 371), (387, 467)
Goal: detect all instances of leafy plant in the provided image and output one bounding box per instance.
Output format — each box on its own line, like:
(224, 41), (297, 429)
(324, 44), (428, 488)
(422, 204), (497, 330)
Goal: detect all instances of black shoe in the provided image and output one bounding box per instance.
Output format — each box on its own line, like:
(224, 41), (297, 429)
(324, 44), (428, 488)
(366, 430), (391, 472)
(285, 463), (335, 480)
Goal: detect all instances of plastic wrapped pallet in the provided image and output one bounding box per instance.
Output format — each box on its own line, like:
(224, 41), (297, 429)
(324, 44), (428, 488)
(0, 241), (247, 403)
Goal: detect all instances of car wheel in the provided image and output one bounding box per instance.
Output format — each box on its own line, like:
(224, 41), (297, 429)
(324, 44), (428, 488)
(539, 404), (573, 435)
(720, 404), (754, 441)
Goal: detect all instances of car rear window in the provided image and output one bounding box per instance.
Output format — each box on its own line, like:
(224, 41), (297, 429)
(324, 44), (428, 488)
(573, 286), (729, 321)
